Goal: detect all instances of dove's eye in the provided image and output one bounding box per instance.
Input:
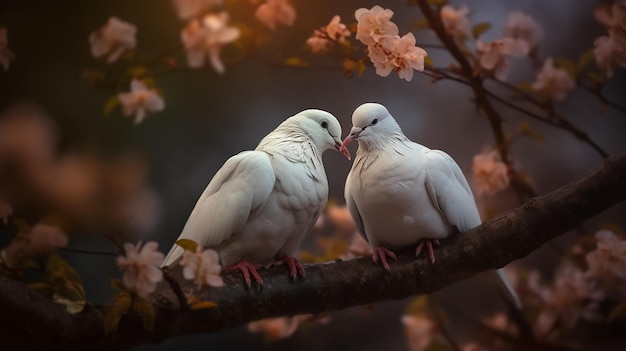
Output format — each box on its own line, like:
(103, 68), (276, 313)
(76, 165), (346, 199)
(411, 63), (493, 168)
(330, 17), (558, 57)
(320, 121), (328, 129)
(371, 119), (378, 125)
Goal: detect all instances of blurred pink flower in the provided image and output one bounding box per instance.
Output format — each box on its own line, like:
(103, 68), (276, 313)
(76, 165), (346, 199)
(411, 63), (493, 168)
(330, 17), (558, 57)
(586, 230), (626, 291)
(476, 38), (529, 80)
(532, 57), (575, 100)
(117, 241), (164, 298)
(0, 199), (13, 225)
(0, 27), (15, 71)
(248, 315), (306, 340)
(326, 204), (355, 237)
(483, 313), (519, 336)
(355, 5), (399, 46)
(306, 15), (350, 53)
(368, 33), (427, 82)
(593, 28), (626, 77)
(440, 5), (471, 40)
(181, 13), (240, 73)
(255, 0), (296, 30)
(172, 0), (223, 20)
(89, 17), (137, 63)
(503, 11), (544, 51)
(402, 315), (435, 351)
(180, 247), (224, 288)
(1, 224), (68, 268)
(118, 79), (165, 124)
(594, 1), (626, 30)
(472, 150), (509, 196)
(534, 264), (601, 337)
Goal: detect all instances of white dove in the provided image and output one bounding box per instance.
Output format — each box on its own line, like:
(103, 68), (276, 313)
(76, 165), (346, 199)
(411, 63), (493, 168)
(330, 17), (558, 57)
(162, 109), (350, 287)
(341, 102), (521, 308)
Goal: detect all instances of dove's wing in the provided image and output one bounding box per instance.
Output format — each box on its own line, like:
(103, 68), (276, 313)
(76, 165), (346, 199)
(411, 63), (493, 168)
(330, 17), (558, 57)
(161, 151), (276, 267)
(423, 150), (482, 232)
(345, 172), (367, 242)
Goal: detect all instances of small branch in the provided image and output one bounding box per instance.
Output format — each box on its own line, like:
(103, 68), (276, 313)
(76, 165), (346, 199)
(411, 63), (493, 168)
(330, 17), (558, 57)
(578, 80), (626, 115)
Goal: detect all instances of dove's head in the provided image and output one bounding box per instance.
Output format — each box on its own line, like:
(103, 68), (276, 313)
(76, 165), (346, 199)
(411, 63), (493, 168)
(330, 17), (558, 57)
(292, 109), (351, 159)
(340, 103), (401, 153)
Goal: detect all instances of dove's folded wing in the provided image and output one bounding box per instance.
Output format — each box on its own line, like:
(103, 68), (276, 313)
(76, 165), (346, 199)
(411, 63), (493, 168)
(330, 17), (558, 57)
(423, 150), (482, 233)
(345, 173), (368, 242)
(162, 151), (276, 267)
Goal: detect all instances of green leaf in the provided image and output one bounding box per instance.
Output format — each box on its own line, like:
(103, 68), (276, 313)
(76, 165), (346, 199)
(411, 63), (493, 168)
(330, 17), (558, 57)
(411, 18), (430, 30)
(472, 22), (492, 39)
(103, 96), (120, 117)
(284, 57), (310, 68)
(405, 295), (429, 316)
(578, 49), (595, 71)
(108, 278), (127, 292)
(608, 301), (626, 323)
(104, 292), (132, 334)
(45, 254), (87, 313)
(128, 66), (147, 78)
(553, 57), (578, 79)
(175, 239), (198, 252)
(423, 56), (434, 69)
(133, 297), (156, 331)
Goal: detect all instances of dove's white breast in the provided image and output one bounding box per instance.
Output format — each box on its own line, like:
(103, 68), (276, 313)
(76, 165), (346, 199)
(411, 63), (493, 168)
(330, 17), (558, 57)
(347, 141), (453, 248)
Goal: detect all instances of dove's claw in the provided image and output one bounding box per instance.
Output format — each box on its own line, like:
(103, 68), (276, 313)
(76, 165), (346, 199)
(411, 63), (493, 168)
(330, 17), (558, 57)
(225, 261), (263, 288)
(274, 255), (306, 280)
(371, 247), (396, 272)
(415, 239), (440, 264)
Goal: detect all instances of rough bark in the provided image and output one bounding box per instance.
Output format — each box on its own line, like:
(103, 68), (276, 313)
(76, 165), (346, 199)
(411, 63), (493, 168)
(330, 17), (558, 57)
(1, 151), (625, 351)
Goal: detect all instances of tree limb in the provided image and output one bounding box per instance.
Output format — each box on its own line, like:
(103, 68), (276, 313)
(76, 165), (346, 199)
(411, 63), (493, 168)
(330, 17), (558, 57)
(1, 151), (626, 351)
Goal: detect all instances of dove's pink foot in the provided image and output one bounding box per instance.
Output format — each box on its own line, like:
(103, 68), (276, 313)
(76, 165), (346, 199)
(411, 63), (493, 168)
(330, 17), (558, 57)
(274, 255), (306, 279)
(371, 246), (397, 272)
(415, 239), (440, 264)
(224, 260), (263, 287)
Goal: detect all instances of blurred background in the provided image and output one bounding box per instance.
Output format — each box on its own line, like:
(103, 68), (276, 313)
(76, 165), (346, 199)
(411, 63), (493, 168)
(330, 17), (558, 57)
(1, 0), (625, 350)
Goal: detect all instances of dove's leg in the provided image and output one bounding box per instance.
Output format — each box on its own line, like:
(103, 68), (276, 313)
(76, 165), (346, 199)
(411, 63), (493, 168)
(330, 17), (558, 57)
(371, 246), (397, 272)
(273, 255), (306, 279)
(415, 239), (440, 264)
(224, 260), (263, 287)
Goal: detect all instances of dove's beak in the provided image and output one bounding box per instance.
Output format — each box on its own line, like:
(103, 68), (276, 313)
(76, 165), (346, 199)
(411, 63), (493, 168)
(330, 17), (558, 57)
(335, 140), (351, 160)
(339, 127), (362, 159)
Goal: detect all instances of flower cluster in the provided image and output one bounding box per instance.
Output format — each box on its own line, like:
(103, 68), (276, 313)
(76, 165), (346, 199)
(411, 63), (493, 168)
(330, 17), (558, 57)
(585, 230), (626, 295)
(180, 247), (225, 288)
(593, 1), (626, 77)
(355, 6), (428, 82)
(181, 12), (240, 74)
(255, 0), (296, 30)
(306, 16), (351, 53)
(1, 224), (68, 268)
(471, 150), (510, 196)
(440, 5), (471, 41)
(532, 57), (575, 100)
(89, 17), (137, 63)
(116, 241), (164, 298)
(118, 79), (165, 124)
(503, 11), (544, 53)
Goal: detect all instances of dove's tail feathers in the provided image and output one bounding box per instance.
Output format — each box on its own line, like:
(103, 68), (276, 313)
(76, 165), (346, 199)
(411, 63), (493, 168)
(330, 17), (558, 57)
(161, 244), (184, 268)
(495, 268), (522, 310)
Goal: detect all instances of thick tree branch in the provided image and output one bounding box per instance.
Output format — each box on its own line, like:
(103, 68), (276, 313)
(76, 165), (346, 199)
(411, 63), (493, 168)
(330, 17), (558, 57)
(1, 151), (626, 351)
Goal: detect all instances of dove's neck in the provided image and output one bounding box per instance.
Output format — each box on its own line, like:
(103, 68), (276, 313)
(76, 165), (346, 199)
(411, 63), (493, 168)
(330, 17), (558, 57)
(356, 131), (411, 154)
(256, 126), (324, 163)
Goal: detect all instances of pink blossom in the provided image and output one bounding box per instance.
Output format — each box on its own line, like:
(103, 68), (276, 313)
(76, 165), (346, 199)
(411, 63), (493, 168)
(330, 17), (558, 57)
(306, 16), (350, 53)
(326, 204), (356, 237)
(440, 5), (471, 40)
(534, 264), (602, 337)
(0, 27), (15, 71)
(255, 0), (296, 30)
(117, 241), (164, 298)
(0, 199), (12, 225)
(594, 1), (626, 30)
(368, 33), (428, 82)
(593, 27), (626, 77)
(471, 150), (509, 196)
(89, 17), (137, 63)
(586, 230), (626, 292)
(483, 313), (519, 336)
(532, 57), (575, 100)
(180, 247), (224, 288)
(248, 315), (303, 340)
(118, 79), (165, 124)
(1, 224), (68, 268)
(476, 38), (529, 80)
(402, 315), (435, 351)
(355, 5), (399, 46)
(503, 11), (544, 51)
(172, 0), (223, 20)
(181, 12), (240, 73)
